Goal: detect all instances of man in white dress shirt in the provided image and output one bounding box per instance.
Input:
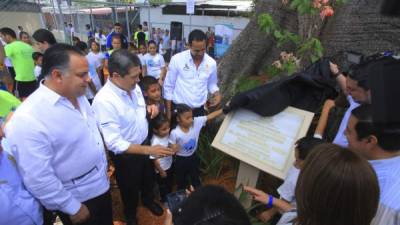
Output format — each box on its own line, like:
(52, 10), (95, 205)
(163, 29), (222, 120)
(5, 44), (112, 225)
(328, 62), (371, 147)
(92, 49), (173, 225)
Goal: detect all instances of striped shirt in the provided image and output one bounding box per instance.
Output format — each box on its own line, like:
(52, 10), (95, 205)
(370, 155), (400, 225)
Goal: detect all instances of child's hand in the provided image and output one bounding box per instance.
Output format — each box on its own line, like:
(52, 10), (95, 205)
(185, 185), (195, 196)
(160, 170), (167, 178)
(147, 104), (159, 119)
(243, 186), (269, 204)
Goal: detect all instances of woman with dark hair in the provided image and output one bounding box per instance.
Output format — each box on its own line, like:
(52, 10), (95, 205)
(246, 143), (380, 225)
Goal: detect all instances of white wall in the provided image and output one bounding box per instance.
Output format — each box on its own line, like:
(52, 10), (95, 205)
(0, 12), (44, 35)
(139, 7), (249, 41)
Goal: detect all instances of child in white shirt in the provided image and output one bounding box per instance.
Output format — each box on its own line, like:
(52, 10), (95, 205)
(169, 104), (223, 190)
(150, 114), (175, 203)
(143, 40), (166, 83)
(32, 52), (43, 80)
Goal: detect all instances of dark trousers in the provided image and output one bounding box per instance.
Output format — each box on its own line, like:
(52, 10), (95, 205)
(43, 191), (113, 225)
(175, 154), (201, 190)
(156, 167), (173, 202)
(6, 66), (16, 93)
(111, 153), (156, 221)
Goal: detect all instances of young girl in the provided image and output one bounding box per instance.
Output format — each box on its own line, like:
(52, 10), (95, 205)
(169, 104), (223, 190)
(143, 40), (166, 84)
(150, 115), (174, 203)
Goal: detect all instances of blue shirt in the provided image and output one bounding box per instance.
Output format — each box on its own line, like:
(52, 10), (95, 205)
(370, 155), (400, 225)
(0, 151), (43, 225)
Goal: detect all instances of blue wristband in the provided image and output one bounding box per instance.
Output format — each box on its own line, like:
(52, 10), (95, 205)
(266, 195), (274, 208)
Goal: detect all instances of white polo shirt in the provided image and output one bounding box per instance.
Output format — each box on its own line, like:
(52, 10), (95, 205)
(4, 84), (109, 215)
(92, 80), (148, 154)
(163, 50), (219, 108)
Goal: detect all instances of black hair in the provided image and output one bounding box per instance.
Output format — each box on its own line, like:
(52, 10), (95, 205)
(41, 43), (84, 80)
(173, 185), (251, 225)
(138, 24), (143, 29)
(172, 104), (192, 128)
(0, 27), (16, 39)
(295, 136), (326, 160)
(108, 49), (141, 78)
(348, 62), (370, 91)
(150, 114), (169, 131)
(188, 29), (207, 45)
(148, 40), (157, 47)
(111, 34), (122, 42)
(140, 76), (159, 92)
(89, 39), (100, 49)
(114, 22), (122, 27)
(32, 52), (43, 61)
(86, 24), (90, 29)
(174, 104), (192, 117)
(351, 104), (400, 151)
(32, 29), (57, 45)
(19, 31), (29, 39)
(75, 41), (88, 52)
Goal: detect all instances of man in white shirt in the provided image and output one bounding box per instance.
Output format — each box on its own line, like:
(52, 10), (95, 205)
(163, 29), (222, 120)
(92, 49), (173, 225)
(5, 44), (112, 225)
(346, 104), (400, 225)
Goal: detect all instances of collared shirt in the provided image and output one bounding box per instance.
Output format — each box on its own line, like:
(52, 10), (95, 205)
(92, 80), (148, 154)
(0, 150), (43, 225)
(333, 95), (359, 147)
(4, 84), (109, 215)
(370, 155), (400, 225)
(163, 50), (219, 108)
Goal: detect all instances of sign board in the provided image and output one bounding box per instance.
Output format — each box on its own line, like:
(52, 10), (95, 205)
(212, 107), (314, 179)
(186, 0), (195, 14)
(214, 24), (234, 58)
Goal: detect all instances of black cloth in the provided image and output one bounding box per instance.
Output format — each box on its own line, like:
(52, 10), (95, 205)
(110, 150), (156, 221)
(15, 80), (38, 98)
(175, 153), (201, 190)
(43, 190), (113, 225)
(226, 58), (338, 116)
(6, 66), (16, 94)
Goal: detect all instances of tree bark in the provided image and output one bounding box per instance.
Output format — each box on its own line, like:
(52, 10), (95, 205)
(218, 0), (298, 99)
(218, 0), (400, 98)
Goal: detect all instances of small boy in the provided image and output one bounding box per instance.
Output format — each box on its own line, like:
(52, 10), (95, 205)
(247, 136), (325, 224)
(139, 76), (165, 115)
(32, 52), (43, 80)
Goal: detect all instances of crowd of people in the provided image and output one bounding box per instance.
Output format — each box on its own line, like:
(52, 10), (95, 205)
(0, 21), (399, 225)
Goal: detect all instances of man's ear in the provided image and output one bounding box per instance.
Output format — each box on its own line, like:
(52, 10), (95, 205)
(50, 69), (63, 82)
(366, 135), (379, 145)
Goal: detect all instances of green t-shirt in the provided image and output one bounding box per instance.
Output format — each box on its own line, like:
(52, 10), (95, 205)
(4, 41), (36, 82)
(0, 90), (21, 120)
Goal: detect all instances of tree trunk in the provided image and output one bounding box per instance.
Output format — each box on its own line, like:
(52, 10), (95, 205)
(218, 0), (298, 99)
(218, 0), (400, 98)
